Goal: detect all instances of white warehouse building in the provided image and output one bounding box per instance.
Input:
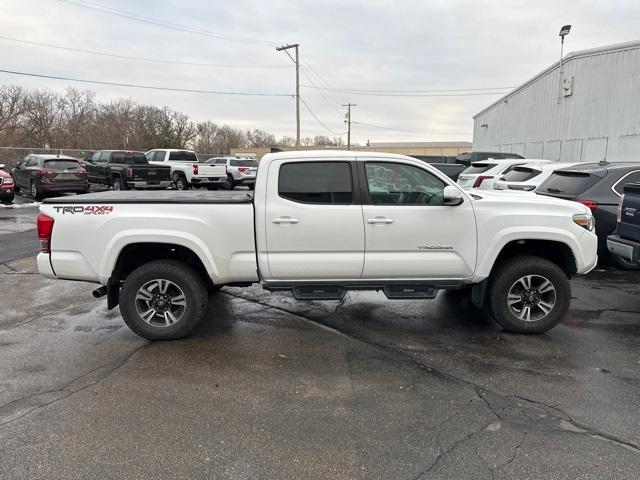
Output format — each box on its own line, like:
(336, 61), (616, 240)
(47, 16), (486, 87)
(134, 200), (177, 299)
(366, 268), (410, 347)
(473, 40), (640, 163)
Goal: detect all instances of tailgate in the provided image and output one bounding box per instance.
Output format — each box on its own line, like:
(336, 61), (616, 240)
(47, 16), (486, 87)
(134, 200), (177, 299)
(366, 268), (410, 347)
(132, 166), (171, 181)
(196, 164), (226, 177)
(618, 183), (640, 242)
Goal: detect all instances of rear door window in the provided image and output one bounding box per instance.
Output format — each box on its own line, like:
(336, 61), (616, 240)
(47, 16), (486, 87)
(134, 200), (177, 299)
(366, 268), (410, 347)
(462, 163), (496, 175)
(502, 167), (540, 182)
(538, 172), (598, 195)
(279, 161), (353, 204)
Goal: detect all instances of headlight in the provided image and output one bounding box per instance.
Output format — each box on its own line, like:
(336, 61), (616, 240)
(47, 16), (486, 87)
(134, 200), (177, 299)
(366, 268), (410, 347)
(573, 213), (595, 231)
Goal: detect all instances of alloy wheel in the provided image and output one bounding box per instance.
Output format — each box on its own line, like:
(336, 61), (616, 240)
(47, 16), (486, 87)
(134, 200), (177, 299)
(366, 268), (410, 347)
(135, 278), (187, 327)
(507, 274), (556, 322)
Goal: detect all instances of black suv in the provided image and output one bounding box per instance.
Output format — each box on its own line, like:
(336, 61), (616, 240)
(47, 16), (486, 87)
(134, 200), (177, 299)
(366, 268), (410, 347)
(537, 162), (640, 270)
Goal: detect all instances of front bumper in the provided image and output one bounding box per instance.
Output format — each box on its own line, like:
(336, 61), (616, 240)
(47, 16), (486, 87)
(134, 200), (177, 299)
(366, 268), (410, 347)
(0, 186), (14, 199)
(191, 176), (226, 185)
(127, 180), (172, 189)
(607, 235), (640, 264)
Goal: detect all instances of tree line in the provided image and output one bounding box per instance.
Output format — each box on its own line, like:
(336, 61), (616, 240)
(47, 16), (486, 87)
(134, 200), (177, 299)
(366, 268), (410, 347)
(0, 84), (344, 154)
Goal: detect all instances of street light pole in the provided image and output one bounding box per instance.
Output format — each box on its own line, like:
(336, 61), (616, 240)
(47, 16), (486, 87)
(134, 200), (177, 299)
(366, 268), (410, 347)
(276, 43), (300, 147)
(557, 25), (571, 104)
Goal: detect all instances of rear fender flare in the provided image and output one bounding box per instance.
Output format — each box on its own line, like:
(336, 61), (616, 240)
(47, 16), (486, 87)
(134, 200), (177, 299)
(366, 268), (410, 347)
(98, 230), (219, 284)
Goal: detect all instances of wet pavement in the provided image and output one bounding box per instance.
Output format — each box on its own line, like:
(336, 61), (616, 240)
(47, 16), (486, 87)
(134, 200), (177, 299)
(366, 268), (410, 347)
(0, 247), (639, 478)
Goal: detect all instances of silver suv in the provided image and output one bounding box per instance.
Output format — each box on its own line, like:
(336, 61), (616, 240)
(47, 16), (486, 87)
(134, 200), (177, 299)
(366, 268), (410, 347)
(205, 157), (258, 190)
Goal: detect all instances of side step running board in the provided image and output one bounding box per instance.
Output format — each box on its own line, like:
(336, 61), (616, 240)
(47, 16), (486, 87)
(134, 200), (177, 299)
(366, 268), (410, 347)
(292, 286), (346, 300)
(383, 284), (438, 299)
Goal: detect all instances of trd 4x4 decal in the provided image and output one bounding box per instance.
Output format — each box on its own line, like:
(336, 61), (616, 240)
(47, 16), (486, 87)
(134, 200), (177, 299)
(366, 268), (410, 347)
(52, 206), (113, 215)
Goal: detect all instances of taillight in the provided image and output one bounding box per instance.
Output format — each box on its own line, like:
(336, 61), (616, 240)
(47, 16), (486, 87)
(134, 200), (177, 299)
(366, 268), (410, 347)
(37, 213), (54, 253)
(38, 168), (53, 176)
(616, 194), (625, 222)
(472, 175), (494, 188)
(237, 167), (249, 173)
(192, 164), (199, 175)
(78, 167), (86, 174)
(126, 167), (133, 177)
(577, 199), (598, 213)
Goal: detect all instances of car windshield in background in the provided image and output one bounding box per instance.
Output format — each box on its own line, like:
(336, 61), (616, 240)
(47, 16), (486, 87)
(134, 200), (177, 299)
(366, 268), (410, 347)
(502, 167), (541, 182)
(44, 160), (80, 170)
(112, 152), (147, 164)
(538, 171), (596, 195)
(230, 159), (258, 167)
(168, 151), (198, 162)
(463, 163), (496, 174)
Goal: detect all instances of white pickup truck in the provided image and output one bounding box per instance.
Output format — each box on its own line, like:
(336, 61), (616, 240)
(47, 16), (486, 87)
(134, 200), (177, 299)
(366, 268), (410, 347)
(37, 151), (598, 340)
(146, 149), (227, 190)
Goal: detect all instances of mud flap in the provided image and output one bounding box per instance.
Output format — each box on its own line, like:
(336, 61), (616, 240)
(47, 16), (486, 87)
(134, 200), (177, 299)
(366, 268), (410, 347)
(471, 280), (488, 308)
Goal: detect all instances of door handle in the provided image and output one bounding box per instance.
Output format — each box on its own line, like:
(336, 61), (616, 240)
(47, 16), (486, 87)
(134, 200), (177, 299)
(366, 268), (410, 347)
(272, 216), (300, 224)
(366, 217), (394, 224)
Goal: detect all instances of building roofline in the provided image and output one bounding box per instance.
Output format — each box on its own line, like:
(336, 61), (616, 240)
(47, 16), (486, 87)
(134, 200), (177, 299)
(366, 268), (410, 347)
(473, 39), (640, 119)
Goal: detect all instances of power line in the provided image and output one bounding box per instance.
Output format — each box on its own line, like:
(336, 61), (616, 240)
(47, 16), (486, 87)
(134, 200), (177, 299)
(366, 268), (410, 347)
(0, 35), (293, 69)
(0, 68), (293, 97)
(352, 121), (470, 136)
(301, 84), (516, 94)
(58, 0), (282, 46)
(301, 85), (511, 97)
(299, 97), (345, 136)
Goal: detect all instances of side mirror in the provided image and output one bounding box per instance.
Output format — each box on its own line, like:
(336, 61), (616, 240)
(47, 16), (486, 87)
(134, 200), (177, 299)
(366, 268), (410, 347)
(443, 185), (464, 206)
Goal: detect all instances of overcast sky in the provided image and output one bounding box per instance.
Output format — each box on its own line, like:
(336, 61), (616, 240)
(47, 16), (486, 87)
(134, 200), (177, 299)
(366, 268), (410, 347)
(2, 0), (639, 145)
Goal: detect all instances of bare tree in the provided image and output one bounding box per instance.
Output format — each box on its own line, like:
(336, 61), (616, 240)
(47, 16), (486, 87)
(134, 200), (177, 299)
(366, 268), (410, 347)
(60, 88), (96, 148)
(21, 89), (65, 148)
(0, 85), (24, 145)
(301, 136), (314, 146)
(214, 125), (245, 154)
(276, 136), (295, 147)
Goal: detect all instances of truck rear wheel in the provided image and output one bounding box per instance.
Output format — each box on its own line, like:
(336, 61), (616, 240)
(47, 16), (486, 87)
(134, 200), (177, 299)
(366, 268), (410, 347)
(119, 260), (208, 340)
(486, 255), (570, 334)
(174, 173), (189, 190)
(112, 176), (127, 191)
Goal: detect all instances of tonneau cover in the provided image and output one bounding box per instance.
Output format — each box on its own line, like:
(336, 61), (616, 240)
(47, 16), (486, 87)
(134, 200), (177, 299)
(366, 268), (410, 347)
(43, 190), (254, 204)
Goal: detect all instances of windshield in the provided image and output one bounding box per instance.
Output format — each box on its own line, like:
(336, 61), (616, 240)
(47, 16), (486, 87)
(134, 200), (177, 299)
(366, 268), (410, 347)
(168, 151), (198, 162)
(230, 159), (258, 167)
(44, 160), (81, 170)
(537, 171), (597, 195)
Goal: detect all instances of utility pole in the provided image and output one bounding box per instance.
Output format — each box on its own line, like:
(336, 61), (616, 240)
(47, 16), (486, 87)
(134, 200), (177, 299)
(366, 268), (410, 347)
(276, 43), (300, 147)
(343, 103), (356, 150)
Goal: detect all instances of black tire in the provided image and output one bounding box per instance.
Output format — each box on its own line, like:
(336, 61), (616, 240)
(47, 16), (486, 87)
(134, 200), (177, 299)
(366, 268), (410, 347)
(119, 260), (208, 340)
(224, 175), (235, 190)
(30, 180), (43, 200)
(486, 255), (570, 334)
(174, 173), (189, 190)
(112, 176), (127, 191)
(608, 251), (640, 271)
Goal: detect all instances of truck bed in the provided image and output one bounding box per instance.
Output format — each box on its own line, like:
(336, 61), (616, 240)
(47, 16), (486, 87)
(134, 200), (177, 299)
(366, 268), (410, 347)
(43, 190), (254, 204)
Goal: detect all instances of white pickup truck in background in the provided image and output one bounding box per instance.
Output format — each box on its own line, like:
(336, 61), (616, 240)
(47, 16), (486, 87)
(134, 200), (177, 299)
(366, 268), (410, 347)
(37, 151), (598, 340)
(146, 148), (227, 190)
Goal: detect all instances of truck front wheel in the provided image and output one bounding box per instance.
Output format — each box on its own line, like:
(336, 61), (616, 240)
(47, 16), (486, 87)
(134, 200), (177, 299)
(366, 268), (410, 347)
(486, 255), (570, 334)
(119, 260), (208, 340)
(173, 173), (189, 190)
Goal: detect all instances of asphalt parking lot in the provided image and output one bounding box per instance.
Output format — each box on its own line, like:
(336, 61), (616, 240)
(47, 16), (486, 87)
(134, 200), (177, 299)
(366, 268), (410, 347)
(1, 197), (639, 479)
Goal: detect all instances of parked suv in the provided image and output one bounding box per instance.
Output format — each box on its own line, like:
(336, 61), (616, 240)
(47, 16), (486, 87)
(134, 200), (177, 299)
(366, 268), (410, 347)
(85, 150), (172, 190)
(607, 183), (640, 267)
(205, 156), (258, 189)
(457, 159), (549, 190)
(0, 164), (15, 203)
(11, 154), (88, 200)
(537, 162), (640, 270)
(455, 151), (524, 167)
